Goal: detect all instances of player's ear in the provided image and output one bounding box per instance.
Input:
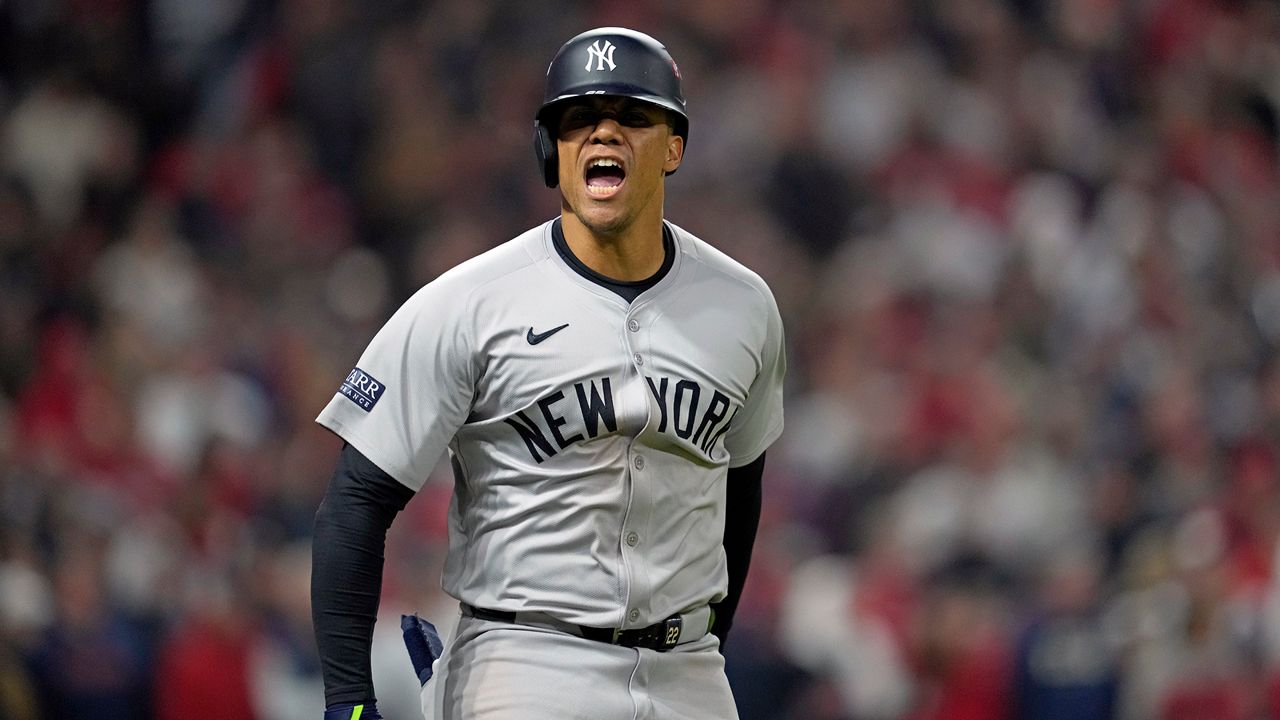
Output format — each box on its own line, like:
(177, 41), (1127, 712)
(664, 133), (684, 174)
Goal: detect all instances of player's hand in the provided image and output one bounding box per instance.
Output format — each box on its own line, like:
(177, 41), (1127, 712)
(402, 613), (445, 686)
(324, 702), (382, 720)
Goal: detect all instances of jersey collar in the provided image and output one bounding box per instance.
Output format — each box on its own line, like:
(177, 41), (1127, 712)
(540, 218), (685, 308)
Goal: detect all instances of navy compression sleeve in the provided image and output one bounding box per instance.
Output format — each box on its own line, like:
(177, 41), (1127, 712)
(312, 443), (415, 707)
(710, 451), (765, 648)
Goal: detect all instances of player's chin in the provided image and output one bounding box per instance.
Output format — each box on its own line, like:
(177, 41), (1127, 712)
(574, 205), (631, 236)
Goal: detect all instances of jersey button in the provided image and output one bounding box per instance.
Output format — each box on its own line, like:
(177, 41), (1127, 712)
(626, 532), (640, 547)
(627, 319), (640, 332)
(628, 609), (641, 623)
(633, 455), (645, 470)
(633, 352), (644, 366)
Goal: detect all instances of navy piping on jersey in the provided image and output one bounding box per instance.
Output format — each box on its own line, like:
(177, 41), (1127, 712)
(551, 218), (674, 303)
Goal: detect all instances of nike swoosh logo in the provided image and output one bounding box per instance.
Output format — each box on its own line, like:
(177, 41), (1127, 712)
(526, 323), (569, 345)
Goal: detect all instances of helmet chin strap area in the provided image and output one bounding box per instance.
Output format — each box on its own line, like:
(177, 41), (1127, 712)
(534, 122), (559, 188)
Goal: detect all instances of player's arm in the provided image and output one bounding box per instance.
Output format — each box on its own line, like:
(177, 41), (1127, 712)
(710, 451), (766, 649)
(312, 442), (416, 719)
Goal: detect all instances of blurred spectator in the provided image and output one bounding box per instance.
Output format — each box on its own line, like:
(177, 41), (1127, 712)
(1011, 549), (1119, 720)
(779, 555), (914, 719)
(250, 542), (323, 720)
(3, 72), (138, 229)
(153, 569), (258, 720)
(904, 565), (1014, 720)
(27, 547), (151, 718)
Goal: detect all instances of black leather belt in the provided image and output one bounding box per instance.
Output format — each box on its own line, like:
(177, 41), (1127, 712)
(462, 603), (704, 652)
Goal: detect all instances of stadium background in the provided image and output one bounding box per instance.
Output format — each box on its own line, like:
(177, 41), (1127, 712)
(2, 1), (1280, 718)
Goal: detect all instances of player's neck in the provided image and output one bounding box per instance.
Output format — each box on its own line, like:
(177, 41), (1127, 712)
(559, 210), (666, 282)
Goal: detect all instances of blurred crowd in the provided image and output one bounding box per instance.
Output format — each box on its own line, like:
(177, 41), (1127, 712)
(1, 0), (1280, 718)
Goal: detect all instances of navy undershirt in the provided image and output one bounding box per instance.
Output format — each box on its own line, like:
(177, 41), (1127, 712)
(552, 217), (673, 302)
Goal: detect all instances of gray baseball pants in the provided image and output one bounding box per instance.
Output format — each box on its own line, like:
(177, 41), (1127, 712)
(419, 611), (740, 720)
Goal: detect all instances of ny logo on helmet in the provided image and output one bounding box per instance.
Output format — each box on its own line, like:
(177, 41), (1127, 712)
(585, 40), (616, 72)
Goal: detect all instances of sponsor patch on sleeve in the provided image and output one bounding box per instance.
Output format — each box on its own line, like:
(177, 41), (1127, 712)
(338, 367), (385, 412)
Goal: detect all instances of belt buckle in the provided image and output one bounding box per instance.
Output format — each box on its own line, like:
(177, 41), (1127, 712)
(611, 615), (684, 651)
(660, 615), (683, 650)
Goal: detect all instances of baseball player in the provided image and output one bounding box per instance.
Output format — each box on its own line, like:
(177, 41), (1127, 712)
(311, 27), (785, 720)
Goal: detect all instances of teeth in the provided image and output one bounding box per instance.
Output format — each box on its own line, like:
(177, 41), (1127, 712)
(590, 159), (620, 168)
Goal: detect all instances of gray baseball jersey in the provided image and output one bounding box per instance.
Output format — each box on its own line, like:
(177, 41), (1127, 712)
(316, 218), (785, 630)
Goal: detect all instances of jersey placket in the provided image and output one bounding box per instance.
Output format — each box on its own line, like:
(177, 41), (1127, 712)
(617, 304), (656, 628)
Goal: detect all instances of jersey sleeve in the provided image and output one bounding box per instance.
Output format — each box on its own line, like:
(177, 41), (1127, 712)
(723, 284), (786, 468)
(316, 279), (477, 491)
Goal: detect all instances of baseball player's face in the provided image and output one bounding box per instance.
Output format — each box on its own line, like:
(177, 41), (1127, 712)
(556, 97), (683, 238)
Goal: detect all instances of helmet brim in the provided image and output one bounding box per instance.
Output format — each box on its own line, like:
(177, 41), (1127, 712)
(535, 92), (689, 141)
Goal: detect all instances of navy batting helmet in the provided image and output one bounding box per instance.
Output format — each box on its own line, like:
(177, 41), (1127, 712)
(533, 27), (688, 188)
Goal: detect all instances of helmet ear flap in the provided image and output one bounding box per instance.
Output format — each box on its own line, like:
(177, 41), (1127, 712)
(533, 123), (558, 188)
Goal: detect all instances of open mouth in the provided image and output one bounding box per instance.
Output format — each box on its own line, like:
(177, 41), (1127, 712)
(585, 158), (626, 196)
